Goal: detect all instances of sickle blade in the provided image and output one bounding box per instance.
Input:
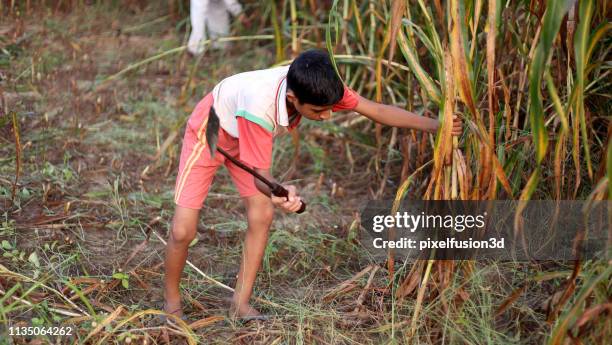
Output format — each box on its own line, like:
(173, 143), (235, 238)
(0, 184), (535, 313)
(206, 107), (220, 157)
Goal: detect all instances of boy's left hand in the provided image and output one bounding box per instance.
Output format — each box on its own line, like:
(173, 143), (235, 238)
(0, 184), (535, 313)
(451, 115), (463, 136)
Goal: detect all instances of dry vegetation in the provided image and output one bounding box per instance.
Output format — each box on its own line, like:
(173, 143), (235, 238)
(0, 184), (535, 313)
(1, 0), (610, 344)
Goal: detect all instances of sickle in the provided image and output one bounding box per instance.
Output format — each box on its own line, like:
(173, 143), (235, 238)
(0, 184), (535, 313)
(205, 106), (221, 158)
(205, 107), (306, 214)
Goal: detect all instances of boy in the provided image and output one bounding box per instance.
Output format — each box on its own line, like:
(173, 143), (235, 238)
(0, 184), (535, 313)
(164, 49), (462, 319)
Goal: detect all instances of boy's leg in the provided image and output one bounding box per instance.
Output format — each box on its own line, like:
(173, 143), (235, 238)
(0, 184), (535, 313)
(165, 92), (219, 316)
(224, 153), (275, 317)
(163, 206), (200, 316)
(231, 193), (274, 317)
(166, 155), (219, 317)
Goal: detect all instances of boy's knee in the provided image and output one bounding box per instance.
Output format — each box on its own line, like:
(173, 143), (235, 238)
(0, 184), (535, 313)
(246, 199), (274, 226)
(170, 223), (196, 245)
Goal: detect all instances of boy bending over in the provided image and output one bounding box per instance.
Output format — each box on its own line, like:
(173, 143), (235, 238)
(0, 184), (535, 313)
(164, 49), (462, 319)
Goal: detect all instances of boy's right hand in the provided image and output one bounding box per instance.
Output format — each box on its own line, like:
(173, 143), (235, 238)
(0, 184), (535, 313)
(451, 115), (463, 136)
(271, 185), (302, 213)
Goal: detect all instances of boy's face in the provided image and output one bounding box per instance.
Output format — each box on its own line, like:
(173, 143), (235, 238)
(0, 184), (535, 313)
(287, 91), (333, 121)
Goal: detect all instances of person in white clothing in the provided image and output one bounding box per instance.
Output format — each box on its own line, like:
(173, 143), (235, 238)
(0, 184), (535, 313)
(188, 0), (244, 55)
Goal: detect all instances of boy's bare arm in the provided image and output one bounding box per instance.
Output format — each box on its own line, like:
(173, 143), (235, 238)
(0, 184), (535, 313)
(353, 96), (462, 135)
(252, 168), (275, 197)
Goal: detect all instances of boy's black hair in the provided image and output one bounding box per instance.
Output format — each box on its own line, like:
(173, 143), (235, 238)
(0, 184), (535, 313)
(287, 49), (344, 106)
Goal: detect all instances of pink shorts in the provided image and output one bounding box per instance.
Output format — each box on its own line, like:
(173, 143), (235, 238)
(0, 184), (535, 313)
(174, 93), (259, 209)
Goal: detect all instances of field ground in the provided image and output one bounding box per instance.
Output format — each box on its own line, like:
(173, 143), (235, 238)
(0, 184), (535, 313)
(1, 2), (609, 344)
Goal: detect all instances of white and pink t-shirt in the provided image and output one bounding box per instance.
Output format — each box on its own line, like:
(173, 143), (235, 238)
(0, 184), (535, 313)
(209, 65), (360, 169)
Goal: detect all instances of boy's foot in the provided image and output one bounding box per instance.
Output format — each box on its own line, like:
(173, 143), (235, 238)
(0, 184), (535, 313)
(159, 301), (188, 326)
(163, 301), (183, 318)
(229, 303), (269, 321)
